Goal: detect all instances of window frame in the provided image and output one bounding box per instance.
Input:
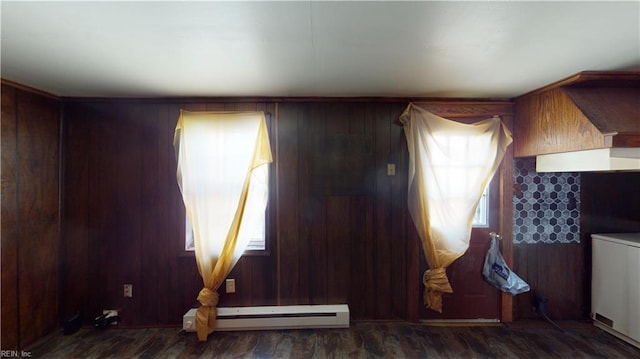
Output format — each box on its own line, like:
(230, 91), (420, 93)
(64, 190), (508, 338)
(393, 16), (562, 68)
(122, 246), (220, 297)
(181, 110), (274, 257)
(472, 185), (490, 228)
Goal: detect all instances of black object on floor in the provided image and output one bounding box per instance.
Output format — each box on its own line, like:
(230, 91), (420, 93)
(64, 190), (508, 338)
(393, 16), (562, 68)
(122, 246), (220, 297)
(94, 312), (120, 329)
(534, 293), (566, 333)
(63, 313), (83, 335)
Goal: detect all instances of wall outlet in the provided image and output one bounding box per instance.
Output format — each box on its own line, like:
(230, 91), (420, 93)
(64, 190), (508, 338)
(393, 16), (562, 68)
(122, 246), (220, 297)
(124, 284), (133, 298)
(226, 279), (236, 293)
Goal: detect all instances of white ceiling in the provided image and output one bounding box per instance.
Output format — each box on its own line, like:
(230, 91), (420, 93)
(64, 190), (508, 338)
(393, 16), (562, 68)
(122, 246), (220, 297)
(1, 1), (639, 98)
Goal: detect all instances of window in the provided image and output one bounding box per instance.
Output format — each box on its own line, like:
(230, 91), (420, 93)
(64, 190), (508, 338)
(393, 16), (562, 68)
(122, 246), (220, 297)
(178, 110), (272, 256)
(473, 186), (489, 228)
(428, 133), (492, 229)
(185, 166), (269, 252)
(185, 214), (267, 252)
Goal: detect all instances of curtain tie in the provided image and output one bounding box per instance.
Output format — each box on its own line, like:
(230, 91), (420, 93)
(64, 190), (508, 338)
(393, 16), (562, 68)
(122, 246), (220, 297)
(198, 287), (220, 307)
(423, 267), (454, 313)
(195, 288), (220, 341)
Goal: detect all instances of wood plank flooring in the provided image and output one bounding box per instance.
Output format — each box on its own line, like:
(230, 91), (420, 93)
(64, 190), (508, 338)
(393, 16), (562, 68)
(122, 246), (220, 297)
(27, 321), (640, 358)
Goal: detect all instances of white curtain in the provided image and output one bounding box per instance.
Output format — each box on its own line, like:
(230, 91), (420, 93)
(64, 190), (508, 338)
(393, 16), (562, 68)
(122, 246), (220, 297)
(174, 110), (272, 340)
(399, 103), (513, 312)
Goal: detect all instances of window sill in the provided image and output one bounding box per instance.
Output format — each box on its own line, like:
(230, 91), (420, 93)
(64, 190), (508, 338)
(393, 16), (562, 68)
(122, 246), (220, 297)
(180, 250), (270, 258)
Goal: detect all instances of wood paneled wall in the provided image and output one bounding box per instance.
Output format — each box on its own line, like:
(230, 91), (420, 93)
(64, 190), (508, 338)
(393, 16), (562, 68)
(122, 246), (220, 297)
(275, 103), (408, 319)
(1, 83), (520, 339)
(512, 172), (640, 321)
(581, 172), (640, 234)
(61, 101), (277, 327)
(512, 243), (586, 320)
(60, 100), (410, 326)
(1, 84), (61, 349)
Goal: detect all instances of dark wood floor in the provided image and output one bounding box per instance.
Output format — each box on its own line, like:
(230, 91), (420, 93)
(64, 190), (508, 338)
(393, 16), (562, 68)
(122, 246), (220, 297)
(28, 321), (640, 358)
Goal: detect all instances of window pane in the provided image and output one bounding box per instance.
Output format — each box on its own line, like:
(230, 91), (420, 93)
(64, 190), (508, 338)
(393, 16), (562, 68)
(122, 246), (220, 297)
(185, 165), (268, 252)
(473, 186), (489, 228)
(431, 133), (490, 228)
(185, 215), (266, 251)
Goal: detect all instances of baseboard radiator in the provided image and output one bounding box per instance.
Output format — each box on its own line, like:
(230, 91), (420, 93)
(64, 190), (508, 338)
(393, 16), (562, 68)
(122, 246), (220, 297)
(183, 304), (350, 332)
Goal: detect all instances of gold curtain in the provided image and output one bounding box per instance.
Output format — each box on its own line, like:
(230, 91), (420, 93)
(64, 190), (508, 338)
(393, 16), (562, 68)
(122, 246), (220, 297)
(174, 110), (273, 341)
(399, 103), (513, 312)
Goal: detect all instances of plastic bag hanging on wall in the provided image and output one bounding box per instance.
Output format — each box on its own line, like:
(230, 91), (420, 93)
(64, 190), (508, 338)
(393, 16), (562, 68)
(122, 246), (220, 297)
(482, 233), (530, 295)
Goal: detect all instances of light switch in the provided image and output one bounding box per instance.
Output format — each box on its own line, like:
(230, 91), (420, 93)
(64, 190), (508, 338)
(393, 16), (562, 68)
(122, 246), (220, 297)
(387, 163), (396, 176)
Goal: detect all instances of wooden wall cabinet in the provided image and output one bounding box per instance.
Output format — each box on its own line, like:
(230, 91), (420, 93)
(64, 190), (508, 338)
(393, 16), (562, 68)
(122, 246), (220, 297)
(514, 72), (640, 158)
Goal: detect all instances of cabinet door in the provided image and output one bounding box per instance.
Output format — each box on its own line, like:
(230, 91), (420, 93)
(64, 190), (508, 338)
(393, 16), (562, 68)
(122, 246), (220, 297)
(592, 238), (629, 334)
(629, 245), (640, 341)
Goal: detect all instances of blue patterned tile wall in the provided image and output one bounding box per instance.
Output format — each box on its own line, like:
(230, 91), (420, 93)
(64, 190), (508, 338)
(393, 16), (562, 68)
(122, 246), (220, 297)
(513, 158), (580, 244)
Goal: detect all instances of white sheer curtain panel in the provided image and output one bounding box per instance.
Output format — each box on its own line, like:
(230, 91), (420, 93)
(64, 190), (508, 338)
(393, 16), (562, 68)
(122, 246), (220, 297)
(399, 103), (513, 313)
(174, 110), (272, 340)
